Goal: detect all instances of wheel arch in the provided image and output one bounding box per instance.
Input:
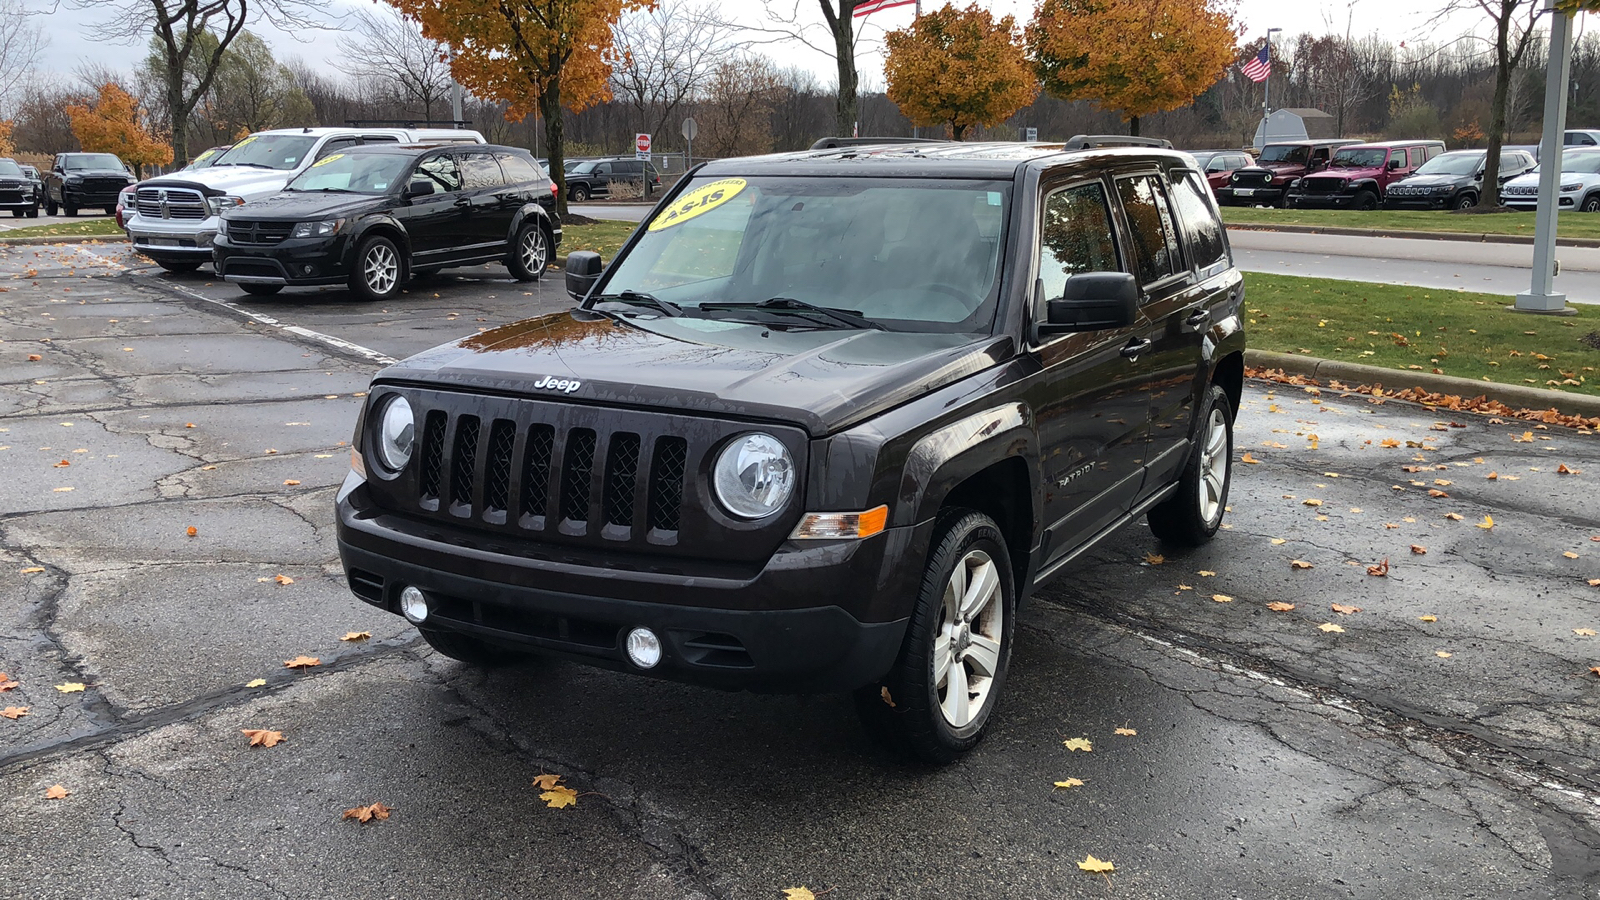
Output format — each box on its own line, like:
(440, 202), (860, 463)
(939, 457), (1034, 601)
(509, 203), (556, 246)
(346, 218), (411, 271)
(1211, 350), (1244, 421)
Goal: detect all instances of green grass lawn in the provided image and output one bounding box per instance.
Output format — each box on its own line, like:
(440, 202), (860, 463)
(2, 217), (122, 238)
(1244, 272), (1600, 396)
(1222, 206), (1600, 241)
(558, 219), (638, 261)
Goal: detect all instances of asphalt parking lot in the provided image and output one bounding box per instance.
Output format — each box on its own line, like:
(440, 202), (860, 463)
(3, 240), (1600, 898)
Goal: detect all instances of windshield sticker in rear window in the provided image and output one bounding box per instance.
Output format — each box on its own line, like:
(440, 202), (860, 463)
(312, 153), (344, 168)
(647, 178), (747, 232)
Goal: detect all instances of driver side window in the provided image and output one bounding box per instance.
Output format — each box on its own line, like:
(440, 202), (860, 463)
(1037, 181), (1120, 304)
(415, 154), (462, 193)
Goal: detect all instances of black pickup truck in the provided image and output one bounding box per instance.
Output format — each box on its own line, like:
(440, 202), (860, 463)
(336, 141), (1247, 762)
(43, 152), (136, 216)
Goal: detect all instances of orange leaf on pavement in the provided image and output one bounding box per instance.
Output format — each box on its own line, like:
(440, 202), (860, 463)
(241, 728), (285, 748)
(283, 656), (320, 669)
(342, 802), (392, 823)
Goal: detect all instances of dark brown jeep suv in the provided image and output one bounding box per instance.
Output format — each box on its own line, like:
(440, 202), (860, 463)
(336, 141), (1248, 761)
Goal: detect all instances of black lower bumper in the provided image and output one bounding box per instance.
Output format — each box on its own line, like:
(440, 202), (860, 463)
(213, 235), (352, 287)
(1384, 197), (1455, 210)
(63, 190), (121, 208)
(1215, 186), (1284, 206)
(1287, 193), (1358, 208)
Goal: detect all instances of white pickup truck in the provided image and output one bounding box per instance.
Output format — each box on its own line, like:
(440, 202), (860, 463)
(126, 126), (484, 272)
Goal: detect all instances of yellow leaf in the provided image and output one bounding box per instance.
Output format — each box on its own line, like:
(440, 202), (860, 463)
(1435, 651), (1452, 659)
(342, 802), (392, 823)
(19, 567), (44, 574)
(1175, 584), (1193, 591)
(1331, 603), (1361, 615)
(1063, 737), (1093, 752)
(1478, 515), (1495, 530)
(1290, 560), (1313, 570)
(341, 631), (372, 642)
(283, 656), (320, 669)
(783, 890), (817, 900)
(1574, 628), (1597, 636)
(1078, 855), (1115, 873)
(1444, 513), (1464, 521)
(1212, 593), (1233, 603)
(45, 784), (69, 799)
(1197, 570), (1216, 577)
(245, 678), (267, 688)
(531, 773), (563, 790)
(55, 682), (85, 693)
(1270, 538), (1286, 545)
(1143, 553), (1164, 565)
(1266, 601), (1295, 611)
(272, 574), (294, 585)
(241, 728), (285, 748)
(283, 479), (301, 486)
(1114, 727), (1137, 736)
(1239, 452), (1259, 464)
(1318, 622), (1345, 633)
(541, 786), (579, 809)
(1411, 545), (1427, 555)
(1053, 777), (1085, 789)
(1419, 615), (1438, 622)
(1302, 499), (1322, 507)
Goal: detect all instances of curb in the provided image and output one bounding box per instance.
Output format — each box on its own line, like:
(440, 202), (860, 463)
(1245, 348), (1600, 419)
(0, 234), (123, 246)
(1225, 221), (1600, 249)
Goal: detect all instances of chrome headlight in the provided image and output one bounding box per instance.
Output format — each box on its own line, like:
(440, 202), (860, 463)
(291, 219), (344, 238)
(713, 433), (795, 519)
(374, 395), (415, 472)
(216, 218), (228, 236)
(1562, 183), (1583, 192)
(207, 194), (245, 215)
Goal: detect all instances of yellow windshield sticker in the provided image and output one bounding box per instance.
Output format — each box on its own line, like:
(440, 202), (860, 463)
(233, 135), (255, 148)
(647, 178), (747, 232)
(311, 153), (344, 168)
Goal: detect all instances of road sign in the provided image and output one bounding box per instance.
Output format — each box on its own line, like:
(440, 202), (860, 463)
(636, 133), (651, 160)
(681, 118), (697, 141)
(1024, 127), (1038, 142)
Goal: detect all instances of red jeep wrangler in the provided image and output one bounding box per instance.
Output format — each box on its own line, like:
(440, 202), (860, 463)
(1285, 140), (1446, 210)
(1214, 139), (1360, 207)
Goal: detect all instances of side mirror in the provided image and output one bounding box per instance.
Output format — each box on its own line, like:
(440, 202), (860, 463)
(565, 250), (604, 301)
(404, 180), (434, 198)
(1039, 273), (1139, 337)
(1387, 159), (1403, 170)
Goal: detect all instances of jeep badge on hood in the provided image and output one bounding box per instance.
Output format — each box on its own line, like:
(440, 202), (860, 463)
(533, 375), (581, 393)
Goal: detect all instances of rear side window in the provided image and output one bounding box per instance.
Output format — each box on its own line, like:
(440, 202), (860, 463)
(1170, 171), (1227, 272)
(496, 153), (542, 184)
(1116, 175), (1183, 286)
(460, 152), (504, 189)
(415, 154), (462, 192)
(1038, 181), (1120, 302)
(1407, 147), (1425, 167)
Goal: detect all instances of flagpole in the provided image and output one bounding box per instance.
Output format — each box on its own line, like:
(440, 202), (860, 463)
(1263, 28), (1281, 118)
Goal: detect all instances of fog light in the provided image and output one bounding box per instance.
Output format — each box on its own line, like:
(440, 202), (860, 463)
(399, 585), (429, 623)
(624, 627), (662, 669)
(302, 264), (315, 275)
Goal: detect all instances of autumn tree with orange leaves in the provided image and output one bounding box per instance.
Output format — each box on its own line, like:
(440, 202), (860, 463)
(884, 3), (1037, 141)
(383, 0), (649, 214)
(66, 84), (173, 177)
(1027, 0), (1238, 136)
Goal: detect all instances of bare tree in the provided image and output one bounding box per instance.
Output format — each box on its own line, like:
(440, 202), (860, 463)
(1433, 0), (1541, 207)
(71, 0), (332, 164)
(609, 0), (724, 148)
(699, 53), (784, 157)
(0, 0), (43, 115)
(337, 8), (453, 123)
(738, 0), (886, 138)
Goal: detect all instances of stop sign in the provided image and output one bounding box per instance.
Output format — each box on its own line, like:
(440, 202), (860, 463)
(635, 133), (651, 159)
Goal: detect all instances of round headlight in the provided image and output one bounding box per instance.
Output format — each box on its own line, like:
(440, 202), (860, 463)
(713, 433), (794, 519)
(375, 395), (415, 472)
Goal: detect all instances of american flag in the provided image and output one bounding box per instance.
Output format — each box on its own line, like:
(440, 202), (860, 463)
(853, 0), (917, 16)
(1240, 45), (1271, 83)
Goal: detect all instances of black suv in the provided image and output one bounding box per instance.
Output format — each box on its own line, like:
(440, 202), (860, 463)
(563, 157), (661, 202)
(1383, 148), (1537, 210)
(336, 143), (1246, 761)
(43, 152), (135, 216)
(0, 157), (39, 217)
(214, 144), (559, 300)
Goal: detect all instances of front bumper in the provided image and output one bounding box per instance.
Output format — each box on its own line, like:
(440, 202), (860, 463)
(1384, 194), (1457, 210)
(335, 473), (922, 692)
(63, 188), (124, 207)
(212, 233), (353, 287)
(1215, 185), (1285, 206)
(126, 213), (220, 259)
(1286, 191), (1359, 209)
(1503, 195), (1575, 211)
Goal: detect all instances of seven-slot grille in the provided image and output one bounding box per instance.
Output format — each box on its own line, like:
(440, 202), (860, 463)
(226, 220), (295, 245)
(1231, 170), (1272, 189)
(1299, 178), (1344, 194)
(136, 186), (208, 220)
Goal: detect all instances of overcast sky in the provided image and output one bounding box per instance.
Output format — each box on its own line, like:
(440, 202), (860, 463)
(36, 0), (1539, 91)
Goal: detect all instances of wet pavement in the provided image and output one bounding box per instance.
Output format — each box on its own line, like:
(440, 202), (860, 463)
(2, 242), (1599, 898)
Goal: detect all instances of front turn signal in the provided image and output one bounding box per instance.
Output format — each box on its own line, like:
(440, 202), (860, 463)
(350, 448), (367, 478)
(790, 505), (889, 540)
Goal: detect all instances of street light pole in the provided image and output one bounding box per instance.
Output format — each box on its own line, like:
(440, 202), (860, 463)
(1264, 28), (1282, 118)
(1516, 0), (1576, 315)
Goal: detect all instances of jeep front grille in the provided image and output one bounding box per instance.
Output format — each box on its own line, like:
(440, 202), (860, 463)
(1232, 171), (1271, 189)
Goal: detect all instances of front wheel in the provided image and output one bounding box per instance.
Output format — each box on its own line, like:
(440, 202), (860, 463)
(43, 196), (56, 216)
(349, 235), (403, 301)
(62, 201), (76, 216)
(1147, 384), (1233, 547)
(1583, 195), (1600, 213)
(569, 184), (589, 203)
(1353, 190), (1380, 211)
(1454, 193), (1478, 210)
(855, 510), (1015, 764)
(507, 222), (548, 281)
(25, 206), (37, 218)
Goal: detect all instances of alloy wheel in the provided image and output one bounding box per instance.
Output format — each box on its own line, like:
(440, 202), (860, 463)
(364, 243), (398, 295)
(520, 227), (547, 275)
(1197, 407), (1228, 524)
(933, 549), (1004, 729)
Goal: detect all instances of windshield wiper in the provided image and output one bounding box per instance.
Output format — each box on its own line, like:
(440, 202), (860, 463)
(699, 297), (884, 331)
(592, 290), (683, 317)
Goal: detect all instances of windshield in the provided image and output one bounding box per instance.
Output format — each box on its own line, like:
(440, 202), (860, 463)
(1330, 148), (1388, 168)
(1258, 145), (1307, 164)
(287, 152), (411, 194)
(1189, 152), (1218, 168)
(65, 154), (124, 171)
(596, 175), (1009, 333)
(0, 160), (22, 177)
(1415, 152), (1481, 176)
(213, 134), (316, 171)
(186, 147), (227, 170)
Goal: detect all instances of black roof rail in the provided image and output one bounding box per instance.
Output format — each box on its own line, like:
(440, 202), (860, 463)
(1061, 134), (1174, 150)
(809, 136), (948, 150)
(344, 119), (474, 129)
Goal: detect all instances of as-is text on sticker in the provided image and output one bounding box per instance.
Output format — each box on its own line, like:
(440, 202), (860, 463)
(647, 178), (747, 232)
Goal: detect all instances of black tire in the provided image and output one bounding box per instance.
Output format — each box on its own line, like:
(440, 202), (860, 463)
(855, 509), (1016, 764)
(1353, 190), (1380, 211)
(43, 196), (56, 216)
(506, 221), (548, 281)
(62, 201), (77, 217)
(9, 209), (19, 217)
(156, 260), (201, 274)
(25, 206), (37, 218)
(569, 184), (589, 202)
(240, 283), (282, 296)
(1583, 194), (1600, 213)
(1454, 193), (1477, 210)
(349, 234), (403, 301)
(419, 627), (531, 665)
(1148, 384), (1234, 548)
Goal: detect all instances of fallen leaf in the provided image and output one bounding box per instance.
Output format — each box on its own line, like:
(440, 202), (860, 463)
(1052, 778), (1085, 789)
(241, 728), (285, 748)
(342, 802), (392, 823)
(1197, 570), (1216, 577)
(783, 889), (817, 900)
(1411, 545), (1427, 555)
(272, 574), (294, 585)
(283, 656), (320, 669)
(1266, 601), (1296, 611)
(1175, 584), (1193, 591)
(186, 526), (197, 537)
(283, 479), (301, 486)
(1444, 513), (1464, 521)
(55, 682), (85, 693)
(45, 784), (68, 800)
(1366, 559), (1390, 577)
(880, 686), (895, 707)
(1384, 523), (1400, 529)
(19, 567), (44, 574)
(1318, 622), (1346, 633)
(1575, 628), (1597, 637)
(1478, 515), (1495, 530)
(1427, 489), (1450, 498)
(1290, 560), (1314, 570)
(541, 786), (579, 809)
(1063, 737), (1093, 752)
(52, 487), (72, 492)
(52, 459), (68, 468)
(1, 706), (27, 719)
(1565, 552), (1581, 559)
(245, 678), (267, 688)
(532, 773), (564, 790)
(1143, 553), (1164, 565)
(1114, 727), (1137, 736)
(1419, 615), (1438, 622)
(1331, 603), (1362, 615)
(1212, 593), (1234, 603)
(1435, 651), (1453, 659)
(1380, 438), (1401, 448)
(1270, 538), (1287, 545)
(1559, 464), (1581, 475)
(1078, 855), (1116, 874)
(340, 631), (371, 642)
(27, 353), (40, 361)
(0, 673), (15, 692)
(1302, 499), (1322, 507)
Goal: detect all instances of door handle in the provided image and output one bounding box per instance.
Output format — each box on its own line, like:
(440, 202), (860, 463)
(1184, 309), (1211, 332)
(454, 196), (472, 207)
(1121, 338), (1152, 359)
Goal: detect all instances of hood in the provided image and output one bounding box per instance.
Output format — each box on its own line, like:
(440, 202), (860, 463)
(1391, 173), (1471, 188)
(65, 168), (132, 180)
(142, 165), (292, 198)
(222, 191), (378, 221)
(376, 311), (1013, 437)
(1310, 165), (1382, 180)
